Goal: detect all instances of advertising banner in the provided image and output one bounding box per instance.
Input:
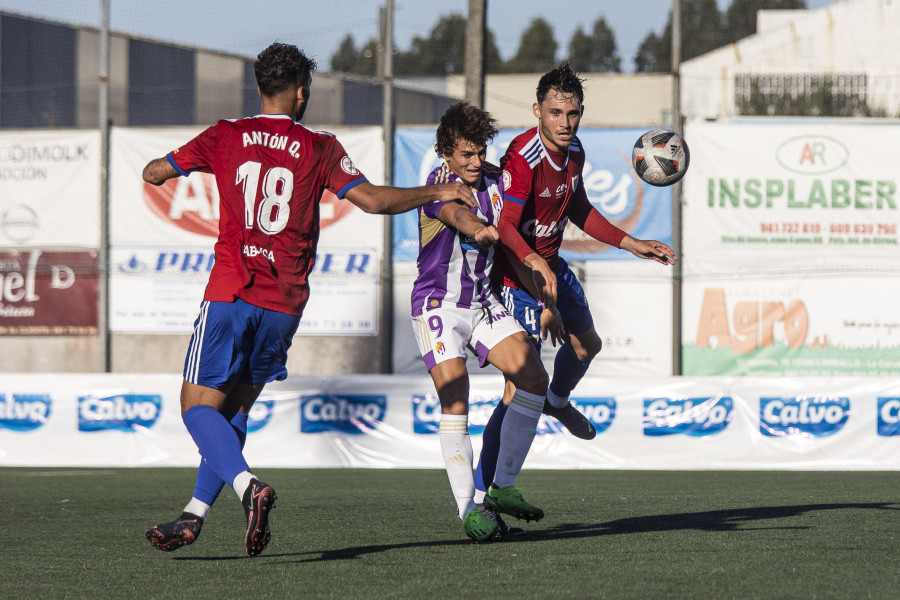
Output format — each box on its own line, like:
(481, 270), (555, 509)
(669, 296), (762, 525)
(109, 127), (385, 334)
(682, 121), (900, 376)
(0, 130), (100, 248)
(683, 121), (900, 277)
(2, 373), (900, 470)
(683, 277), (900, 375)
(0, 249), (98, 336)
(392, 127), (673, 263)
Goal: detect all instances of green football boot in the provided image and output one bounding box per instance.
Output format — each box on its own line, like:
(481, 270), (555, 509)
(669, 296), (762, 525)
(463, 507), (500, 543)
(483, 485), (544, 522)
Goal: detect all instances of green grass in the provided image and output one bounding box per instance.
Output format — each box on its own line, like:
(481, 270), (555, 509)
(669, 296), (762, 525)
(3, 468), (899, 599)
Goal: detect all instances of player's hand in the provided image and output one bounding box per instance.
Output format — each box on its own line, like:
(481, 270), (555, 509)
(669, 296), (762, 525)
(524, 254), (557, 309)
(474, 225), (499, 248)
(620, 236), (677, 265)
(540, 305), (565, 347)
(438, 182), (477, 207)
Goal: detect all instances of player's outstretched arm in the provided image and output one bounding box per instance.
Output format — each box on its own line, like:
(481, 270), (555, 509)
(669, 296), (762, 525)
(344, 181), (476, 215)
(142, 157), (179, 186)
(438, 203), (499, 248)
(619, 235), (677, 265)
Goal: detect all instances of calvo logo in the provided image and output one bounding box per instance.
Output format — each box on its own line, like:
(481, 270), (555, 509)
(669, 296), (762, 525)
(0, 393), (52, 431)
(78, 394), (162, 432)
(301, 393), (386, 434)
(643, 396), (732, 436)
(776, 135), (849, 175)
(413, 393), (498, 435)
(760, 396), (850, 437)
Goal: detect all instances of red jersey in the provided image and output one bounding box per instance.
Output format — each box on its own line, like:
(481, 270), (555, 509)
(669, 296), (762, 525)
(168, 114), (367, 316)
(497, 127), (626, 289)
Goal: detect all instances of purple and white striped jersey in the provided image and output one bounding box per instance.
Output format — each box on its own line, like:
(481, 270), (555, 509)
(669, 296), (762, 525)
(410, 161), (504, 317)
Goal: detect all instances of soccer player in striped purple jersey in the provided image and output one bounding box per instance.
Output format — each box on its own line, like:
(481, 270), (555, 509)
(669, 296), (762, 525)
(411, 102), (550, 542)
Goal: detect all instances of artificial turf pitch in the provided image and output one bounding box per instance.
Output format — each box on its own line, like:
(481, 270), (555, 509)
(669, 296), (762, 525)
(2, 468), (898, 599)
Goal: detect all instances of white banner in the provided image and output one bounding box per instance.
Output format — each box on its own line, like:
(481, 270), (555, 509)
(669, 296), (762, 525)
(3, 373), (900, 470)
(683, 120), (900, 276)
(684, 277), (900, 375)
(681, 121), (900, 375)
(109, 126), (385, 334)
(0, 130), (100, 247)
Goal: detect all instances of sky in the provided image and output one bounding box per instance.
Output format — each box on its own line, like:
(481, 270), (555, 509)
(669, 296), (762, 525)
(0, 0), (840, 72)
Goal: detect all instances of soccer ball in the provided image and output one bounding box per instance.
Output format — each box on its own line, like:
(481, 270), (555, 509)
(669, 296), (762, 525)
(631, 129), (690, 187)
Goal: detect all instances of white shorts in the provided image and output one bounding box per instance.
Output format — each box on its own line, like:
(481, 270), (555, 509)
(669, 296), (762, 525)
(411, 297), (525, 371)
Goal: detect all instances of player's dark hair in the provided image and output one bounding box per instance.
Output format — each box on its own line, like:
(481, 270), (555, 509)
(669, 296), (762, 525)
(434, 101), (499, 157)
(536, 61), (585, 105)
(254, 42), (318, 97)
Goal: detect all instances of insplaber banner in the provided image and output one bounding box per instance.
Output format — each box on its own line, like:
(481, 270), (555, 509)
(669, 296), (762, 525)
(682, 121), (900, 275)
(682, 121), (900, 376)
(392, 127), (673, 263)
(109, 126), (384, 334)
(0, 130), (100, 248)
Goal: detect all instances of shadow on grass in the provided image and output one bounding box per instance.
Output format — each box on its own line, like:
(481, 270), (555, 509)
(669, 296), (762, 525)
(173, 501), (899, 563)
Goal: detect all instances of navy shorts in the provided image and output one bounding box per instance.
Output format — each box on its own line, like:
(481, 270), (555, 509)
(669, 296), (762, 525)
(498, 258), (593, 351)
(183, 299), (301, 388)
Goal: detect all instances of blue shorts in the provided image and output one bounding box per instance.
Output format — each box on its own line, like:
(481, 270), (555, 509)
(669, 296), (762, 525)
(183, 299), (301, 388)
(497, 258), (593, 351)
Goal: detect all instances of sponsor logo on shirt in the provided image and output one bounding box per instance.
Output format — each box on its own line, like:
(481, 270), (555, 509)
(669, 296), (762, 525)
(538, 187), (551, 198)
(759, 396), (850, 437)
(300, 394), (386, 434)
(243, 244), (275, 262)
(643, 397), (732, 436)
(521, 217), (568, 238)
(0, 393), (51, 431)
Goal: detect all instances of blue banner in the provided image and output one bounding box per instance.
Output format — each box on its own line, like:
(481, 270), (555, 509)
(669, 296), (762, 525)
(392, 127), (673, 262)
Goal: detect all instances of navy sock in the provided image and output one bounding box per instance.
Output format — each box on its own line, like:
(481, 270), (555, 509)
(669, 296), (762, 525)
(182, 405), (250, 491)
(474, 401), (508, 492)
(549, 343), (592, 399)
(192, 412), (249, 505)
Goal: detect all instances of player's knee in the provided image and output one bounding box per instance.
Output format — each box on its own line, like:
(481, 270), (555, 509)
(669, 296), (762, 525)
(511, 361), (549, 395)
(572, 335), (602, 361)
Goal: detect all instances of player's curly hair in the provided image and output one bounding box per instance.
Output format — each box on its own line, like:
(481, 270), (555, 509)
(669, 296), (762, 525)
(254, 42), (318, 97)
(536, 61), (585, 105)
(434, 101), (499, 157)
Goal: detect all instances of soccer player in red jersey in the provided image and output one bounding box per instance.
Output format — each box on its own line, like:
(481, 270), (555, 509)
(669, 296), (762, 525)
(142, 42), (474, 556)
(473, 62), (677, 502)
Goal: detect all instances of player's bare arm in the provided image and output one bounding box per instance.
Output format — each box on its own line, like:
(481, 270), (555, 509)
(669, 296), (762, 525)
(437, 202), (499, 248)
(142, 157), (179, 186)
(344, 181), (476, 215)
(619, 235), (677, 265)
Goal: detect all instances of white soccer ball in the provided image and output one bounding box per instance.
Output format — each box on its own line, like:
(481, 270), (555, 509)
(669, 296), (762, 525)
(631, 129), (690, 187)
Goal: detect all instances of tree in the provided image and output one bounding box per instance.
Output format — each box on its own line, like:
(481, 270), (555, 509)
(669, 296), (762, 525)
(633, 0), (723, 73)
(723, 0), (807, 44)
(568, 17), (621, 73)
(506, 18), (558, 73)
(330, 35), (358, 74)
(328, 34), (378, 77)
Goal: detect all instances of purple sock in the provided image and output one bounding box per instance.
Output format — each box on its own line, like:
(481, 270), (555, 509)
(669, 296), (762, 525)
(182, 406), (250, 491)
(549, 343), (591, 398)
(473, 401), (508, 492)
(192, 412), (249, 505)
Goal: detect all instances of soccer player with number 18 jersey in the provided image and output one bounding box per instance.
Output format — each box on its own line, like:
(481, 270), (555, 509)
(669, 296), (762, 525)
(142, 42), (475, 557)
